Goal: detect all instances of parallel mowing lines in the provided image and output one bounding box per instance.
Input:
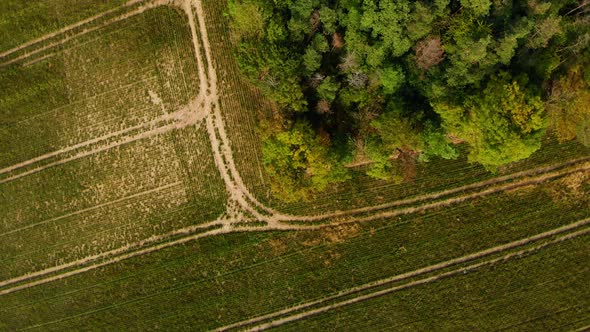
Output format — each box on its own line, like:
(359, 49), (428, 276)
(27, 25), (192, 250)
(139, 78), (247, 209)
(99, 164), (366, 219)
(0, 158), (587, 296)
(0, 182), (182, 237)
(278, 157), (590, 222)
(0, 0), (146, 58)
(216, 220), (590, 331)
(0, 1), (159, 67)
(0, 220), (228, 294)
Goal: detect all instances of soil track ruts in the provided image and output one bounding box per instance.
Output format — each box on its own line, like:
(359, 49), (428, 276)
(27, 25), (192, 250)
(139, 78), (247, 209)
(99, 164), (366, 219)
(0, 101), (204, 178)
(1, 0), (590, 297)
(0, 0), (177, 67)
(218, 219), (590, 331)
(0, 0), (144, 59)
(281, 161), (590, 226)
(0, 219), (227, 294)
(0, 162), (587, 295)
(0, 181), (183, 237)
(0, 99), (205, 185)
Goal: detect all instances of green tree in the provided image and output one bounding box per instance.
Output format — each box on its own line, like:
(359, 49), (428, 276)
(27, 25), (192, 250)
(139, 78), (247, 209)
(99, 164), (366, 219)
(262, 121), (350, 202)
(434, 73), (546, 170)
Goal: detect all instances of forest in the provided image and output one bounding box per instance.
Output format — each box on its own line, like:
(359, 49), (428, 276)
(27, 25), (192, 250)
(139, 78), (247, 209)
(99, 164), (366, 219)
(227, 0), (590, 201)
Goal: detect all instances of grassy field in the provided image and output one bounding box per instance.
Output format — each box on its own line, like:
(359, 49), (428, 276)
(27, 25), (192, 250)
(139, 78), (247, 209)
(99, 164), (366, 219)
(0, 0), (131, 53)
(275, 233), (590, 332)
(0, 172), (588, 330)
(0, 5), (227, 281)
(0, 0), (588, 331)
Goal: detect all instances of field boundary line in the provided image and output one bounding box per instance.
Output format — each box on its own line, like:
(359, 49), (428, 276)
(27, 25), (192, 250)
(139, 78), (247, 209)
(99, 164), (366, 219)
(0, 219), (229, 293)
(0, 0), (145, 59)
(0, 182), (183, 237)
(0, 97), (205, 185)
(217, 220), (590, 331)
(275, 157), (590, 222)
(0, 0), (161, 66)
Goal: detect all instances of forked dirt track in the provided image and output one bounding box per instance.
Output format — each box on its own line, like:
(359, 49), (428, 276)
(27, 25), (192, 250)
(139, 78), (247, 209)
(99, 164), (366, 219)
(0, 163), (587, 296)
(237, 224), (590, 331)
(0, 100), (205, 180)
(1, 0), (589, 299)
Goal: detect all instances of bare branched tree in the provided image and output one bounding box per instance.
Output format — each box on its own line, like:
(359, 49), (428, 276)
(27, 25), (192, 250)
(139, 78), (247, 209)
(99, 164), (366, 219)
(414, 37), (445, 71)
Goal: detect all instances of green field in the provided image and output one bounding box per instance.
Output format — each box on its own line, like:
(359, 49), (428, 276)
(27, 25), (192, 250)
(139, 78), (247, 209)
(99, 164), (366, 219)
(0, 0), (589, 331)
(1, 174), (588, 330)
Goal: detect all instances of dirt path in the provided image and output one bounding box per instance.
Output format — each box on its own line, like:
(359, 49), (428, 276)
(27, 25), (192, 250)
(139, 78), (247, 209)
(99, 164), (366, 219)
(0, 99), (205, 185)
(0, 0), (144, 60)
(0, 181), (183, 238)
(0, 101), (204, 178)
(218, 219), (590, 331)
(2, 0), (590, 297)
(1, 158), (586, 294)
(0, 2), (167, 67)
(176, 0), (270, 224)
(186, 0), (282, 219)
(283, 162), (590, 227)
(272, 158), (590, 223)
(0, 219), (228, 293)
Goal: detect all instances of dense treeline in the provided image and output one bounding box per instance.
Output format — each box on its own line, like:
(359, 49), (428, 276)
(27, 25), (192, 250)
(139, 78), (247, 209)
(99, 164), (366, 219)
(228, 0), (590, 201)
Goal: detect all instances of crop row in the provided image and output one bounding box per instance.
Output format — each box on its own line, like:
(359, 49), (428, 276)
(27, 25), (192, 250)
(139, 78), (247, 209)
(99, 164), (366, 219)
(0, 172), (587, 330)
(273, 233), (589, 331)
(0, 0), (134, 54)
(0, 6), (199, 172)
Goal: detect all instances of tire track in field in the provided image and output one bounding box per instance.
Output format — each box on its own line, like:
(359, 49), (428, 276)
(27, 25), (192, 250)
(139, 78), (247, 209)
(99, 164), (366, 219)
(0, 98), (206, 185)
(188, 0), (282, 219)
(0, 182), (183, 237)
(0, 0), (144, 59)
(218, 220), (590, 332)
(0, 103), (197, 176)
(0, 0), (166, 67)
(0, 219), (228, 294)
(281, 161), (590, 227)
(273, 158), (590, 223)
(0, 161), (586, 296)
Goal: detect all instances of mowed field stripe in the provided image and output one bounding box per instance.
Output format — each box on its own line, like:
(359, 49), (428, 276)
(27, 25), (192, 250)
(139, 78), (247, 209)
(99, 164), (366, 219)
(0, 220), (228, 294)
(220, 221), (590, 332)
(0, 182), (183, 237)
(0, 0), (163, 67)
(0, 0), (145, 59)
(1, 158), (587, 294)
(277, 157), (590, 222)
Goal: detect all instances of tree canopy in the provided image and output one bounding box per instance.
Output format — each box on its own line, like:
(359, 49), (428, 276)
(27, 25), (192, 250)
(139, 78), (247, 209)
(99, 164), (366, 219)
(228, 0), (590, 201)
